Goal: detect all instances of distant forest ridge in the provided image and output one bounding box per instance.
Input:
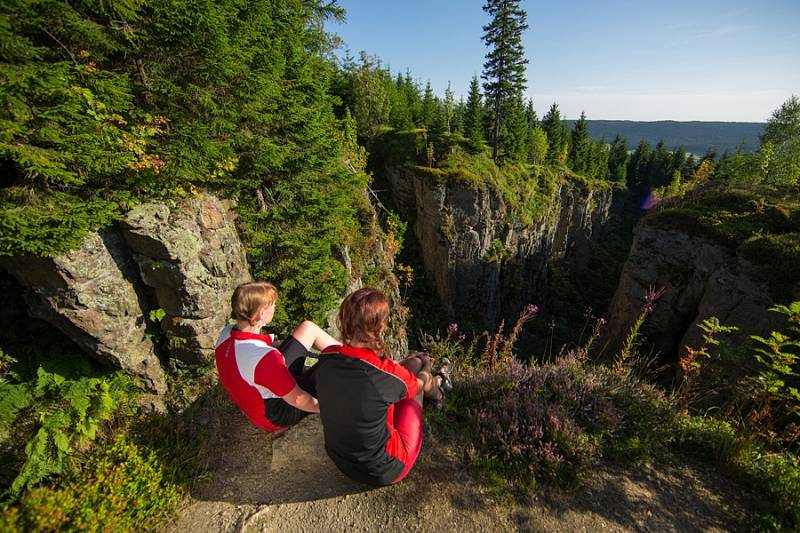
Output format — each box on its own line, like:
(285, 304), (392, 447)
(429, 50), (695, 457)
(570, 120), (766, 155)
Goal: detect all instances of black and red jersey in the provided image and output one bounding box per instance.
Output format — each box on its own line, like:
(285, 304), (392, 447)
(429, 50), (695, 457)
(315, 344), (419, 485)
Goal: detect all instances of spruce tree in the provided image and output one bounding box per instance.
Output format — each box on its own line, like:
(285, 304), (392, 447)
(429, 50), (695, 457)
(627, 139), (652, 190)
(500, 93), (528, 163)
(452, 96), (466, 135)
(404, 71), (422, 126)
(481, 0), (529, 161)
(0, 0), (366, 325)
(525, 99), (548, 164)
(464, 76), (484, 151)
(542, 103), (564, 165)
(525, 98), (538, 127)
(607, 135), (629, 185)
(568, 111), (591, 173)
(421, 80), (437, 130)
(352, 52), (391, 137)
(389, 72), (413, 129)
(590, 138), (610, 181)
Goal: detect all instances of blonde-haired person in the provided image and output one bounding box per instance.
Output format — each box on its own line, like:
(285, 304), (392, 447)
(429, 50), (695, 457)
(314, 288), (451, 485)
(214, 281), (338, 432)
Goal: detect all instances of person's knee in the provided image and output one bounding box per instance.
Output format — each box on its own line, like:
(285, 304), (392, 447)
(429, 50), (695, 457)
(291, 320), (318, 349)
(299, 320), (324, 336)
(401, 356), (423, 374)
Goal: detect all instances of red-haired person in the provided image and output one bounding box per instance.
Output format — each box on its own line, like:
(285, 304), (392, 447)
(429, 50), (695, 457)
(314, 288), (451, 485)
(214, 281), (339, 432)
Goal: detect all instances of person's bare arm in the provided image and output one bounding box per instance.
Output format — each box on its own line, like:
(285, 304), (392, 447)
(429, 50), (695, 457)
(281, 385), (320, 413)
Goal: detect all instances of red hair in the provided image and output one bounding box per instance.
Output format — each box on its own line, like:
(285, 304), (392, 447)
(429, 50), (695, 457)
(338, 288), (389, 355)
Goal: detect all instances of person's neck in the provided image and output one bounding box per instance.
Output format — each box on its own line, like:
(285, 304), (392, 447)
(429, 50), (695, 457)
(235, 321), (263, 335)
(349, 339), (371, 349)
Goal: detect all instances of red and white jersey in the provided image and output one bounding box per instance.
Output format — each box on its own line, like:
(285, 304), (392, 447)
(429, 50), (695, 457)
(214, 325), (297, 431)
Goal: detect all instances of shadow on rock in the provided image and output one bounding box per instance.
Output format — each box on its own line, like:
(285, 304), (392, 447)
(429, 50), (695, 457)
(515, 459), (765, 532)
(191, 402), (370, 506)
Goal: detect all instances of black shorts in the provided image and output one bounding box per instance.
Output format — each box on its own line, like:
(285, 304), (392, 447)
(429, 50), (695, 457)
(263, 335), (318, 428)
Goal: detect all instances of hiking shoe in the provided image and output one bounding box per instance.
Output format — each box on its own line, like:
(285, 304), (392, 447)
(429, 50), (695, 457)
(433, 357), (453, 394)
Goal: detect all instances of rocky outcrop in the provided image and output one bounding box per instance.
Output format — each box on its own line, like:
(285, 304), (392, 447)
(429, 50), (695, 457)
(604, 223), (784, 362)
(1, 188), (411, 390)
(1, 193), (251, 391)
(121, 195), (250, 366)
(384, 165), (614, 329)
(0, 230), (167, 393)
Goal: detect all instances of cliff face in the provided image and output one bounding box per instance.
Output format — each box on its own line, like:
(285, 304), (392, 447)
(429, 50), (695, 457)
(384, 164), (614, 329)
(604, 223), (784, 363)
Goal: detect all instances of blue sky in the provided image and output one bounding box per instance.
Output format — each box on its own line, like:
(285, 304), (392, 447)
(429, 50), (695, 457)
(331, 0), (800, 121)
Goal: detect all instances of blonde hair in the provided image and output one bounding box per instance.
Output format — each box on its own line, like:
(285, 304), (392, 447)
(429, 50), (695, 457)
(231, 281), (278, 326)
(338, 288), (389, 356)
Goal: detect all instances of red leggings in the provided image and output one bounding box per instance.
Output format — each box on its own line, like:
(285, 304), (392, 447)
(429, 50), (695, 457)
(391, 398), (423, 483)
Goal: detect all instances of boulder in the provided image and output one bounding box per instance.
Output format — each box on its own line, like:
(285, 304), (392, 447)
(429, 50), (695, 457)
(121, 194), (250, 365)
(1, 230), (166, 393)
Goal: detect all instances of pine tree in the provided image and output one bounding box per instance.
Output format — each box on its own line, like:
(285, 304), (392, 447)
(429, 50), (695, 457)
(651, 140), (671, 188)
(0, 0), (367, 325)
(481, 0), (529, 161)
(559, 121), (571, 164)
(464, 76), (484, 151)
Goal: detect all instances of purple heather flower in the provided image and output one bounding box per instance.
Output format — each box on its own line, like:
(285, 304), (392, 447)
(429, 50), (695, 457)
(598, 317), (607, 326)
(448, 323), (459, 334)
(458, 333), (466, 342)
(526, 304), (540, 314)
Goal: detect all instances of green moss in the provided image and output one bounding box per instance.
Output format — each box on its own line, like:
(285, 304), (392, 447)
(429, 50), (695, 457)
(482, 238), (512, 264)
(374, 129), (610, 229)
(646, 186), (800, 301)
(739, 232), (800, 301)
(647, 187), (800, 247)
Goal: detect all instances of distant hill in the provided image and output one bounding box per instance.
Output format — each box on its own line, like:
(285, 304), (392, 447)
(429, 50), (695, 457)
(569, 120), (765, 155)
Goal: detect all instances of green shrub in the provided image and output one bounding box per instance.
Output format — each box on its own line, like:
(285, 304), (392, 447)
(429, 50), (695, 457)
(0, 437), (181, 532)
(0, 363), (135, 499)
